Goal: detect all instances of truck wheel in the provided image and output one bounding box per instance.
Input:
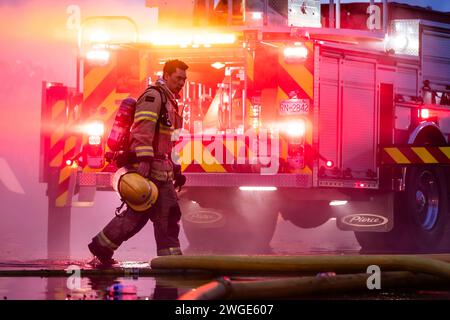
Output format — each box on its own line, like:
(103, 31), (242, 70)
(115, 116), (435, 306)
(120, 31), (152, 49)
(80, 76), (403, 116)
(180, 197), (278, 253)
(356, 166), (449, 253)
(281, 201), (332, 229)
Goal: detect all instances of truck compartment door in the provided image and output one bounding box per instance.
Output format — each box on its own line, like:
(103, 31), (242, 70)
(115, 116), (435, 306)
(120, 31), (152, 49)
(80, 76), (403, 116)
(318, 53), (378, 181)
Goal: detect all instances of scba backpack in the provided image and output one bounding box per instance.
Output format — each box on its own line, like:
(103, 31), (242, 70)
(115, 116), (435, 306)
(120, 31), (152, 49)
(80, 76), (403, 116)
(105, 86), (168, 164)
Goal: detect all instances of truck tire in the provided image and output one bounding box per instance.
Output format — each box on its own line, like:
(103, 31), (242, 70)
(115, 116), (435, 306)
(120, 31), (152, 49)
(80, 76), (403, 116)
(180, 193), (278, 253)
(356, 166), (450, 253)
(281, 201), (332, 229)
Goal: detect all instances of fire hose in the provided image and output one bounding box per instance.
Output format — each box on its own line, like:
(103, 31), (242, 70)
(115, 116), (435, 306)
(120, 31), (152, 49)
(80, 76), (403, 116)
(178, 271), (449, 300)
(149, 255), (450, 300)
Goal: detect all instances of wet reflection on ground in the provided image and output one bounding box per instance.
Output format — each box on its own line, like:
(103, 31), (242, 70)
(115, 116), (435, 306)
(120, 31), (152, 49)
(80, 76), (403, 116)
(1, 259), (449, 300)
(0, 274), (209, 300)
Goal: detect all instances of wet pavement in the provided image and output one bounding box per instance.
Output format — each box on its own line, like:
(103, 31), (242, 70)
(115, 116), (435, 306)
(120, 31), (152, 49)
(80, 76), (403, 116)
(0, 220), (449, 300)
(1, 256), (450, 300)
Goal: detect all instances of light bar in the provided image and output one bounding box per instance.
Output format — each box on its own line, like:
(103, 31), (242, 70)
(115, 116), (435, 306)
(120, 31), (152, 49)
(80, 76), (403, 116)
(284, 46), (308, 59)
(239, 186), (277, 192)
(143, 31), (236, 47)
(89, 30), (110, 43)
(329, 200), (348, 206)
(211, 62), (226, 70)
(86, 49), (110, 64)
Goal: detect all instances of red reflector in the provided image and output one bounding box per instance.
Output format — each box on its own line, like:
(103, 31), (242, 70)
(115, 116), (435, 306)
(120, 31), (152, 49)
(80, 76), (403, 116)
(326, 160), (334, 168)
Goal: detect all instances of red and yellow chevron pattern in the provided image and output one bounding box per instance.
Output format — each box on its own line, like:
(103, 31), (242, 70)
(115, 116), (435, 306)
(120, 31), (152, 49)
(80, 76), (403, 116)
(47, 96), (79, 207)
(81, 55), (132, 173)
(174, 134), (283, 173)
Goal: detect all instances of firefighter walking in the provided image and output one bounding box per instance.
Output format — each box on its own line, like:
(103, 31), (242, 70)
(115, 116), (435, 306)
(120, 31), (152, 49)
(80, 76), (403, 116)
(88, 60), (188, 265)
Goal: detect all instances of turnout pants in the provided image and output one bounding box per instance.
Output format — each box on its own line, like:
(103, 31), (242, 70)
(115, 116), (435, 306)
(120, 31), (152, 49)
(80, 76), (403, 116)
(89, 179), (182, 258)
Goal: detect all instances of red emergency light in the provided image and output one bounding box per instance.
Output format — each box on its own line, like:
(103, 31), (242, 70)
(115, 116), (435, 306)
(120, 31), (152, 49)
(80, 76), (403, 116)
(325, 160), (334, 168)
(65, 159), (79, 169)
(420, 108), (430, 120)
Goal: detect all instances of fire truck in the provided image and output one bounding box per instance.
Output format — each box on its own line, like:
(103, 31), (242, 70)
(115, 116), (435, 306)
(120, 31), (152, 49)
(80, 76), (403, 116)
(40, 1), (450, 257)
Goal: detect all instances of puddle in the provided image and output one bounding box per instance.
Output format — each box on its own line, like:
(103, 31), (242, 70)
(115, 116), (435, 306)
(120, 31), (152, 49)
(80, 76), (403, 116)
(0, 259), (213, 300)
(0, 276), (212, 300)
(1, 260), (449, 300)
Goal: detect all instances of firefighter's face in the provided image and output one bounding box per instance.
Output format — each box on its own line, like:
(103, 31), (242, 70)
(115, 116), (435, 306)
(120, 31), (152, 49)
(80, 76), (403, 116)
(164, 68), (187, 94)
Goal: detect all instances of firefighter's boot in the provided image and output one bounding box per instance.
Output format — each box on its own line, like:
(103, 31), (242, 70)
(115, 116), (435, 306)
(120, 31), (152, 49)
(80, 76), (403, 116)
(88, 235), (118, 267)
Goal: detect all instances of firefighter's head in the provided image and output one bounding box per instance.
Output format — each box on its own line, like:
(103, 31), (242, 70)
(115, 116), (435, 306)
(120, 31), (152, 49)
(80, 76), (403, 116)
(163, 59), (188, 94)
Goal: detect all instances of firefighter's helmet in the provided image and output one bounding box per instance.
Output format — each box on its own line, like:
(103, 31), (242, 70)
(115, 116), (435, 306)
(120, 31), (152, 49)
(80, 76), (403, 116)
(112, 167), (158, 212)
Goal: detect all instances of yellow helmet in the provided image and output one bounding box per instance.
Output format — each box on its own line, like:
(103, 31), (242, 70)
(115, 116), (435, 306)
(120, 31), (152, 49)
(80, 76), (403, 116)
(112, 167), (158, 212)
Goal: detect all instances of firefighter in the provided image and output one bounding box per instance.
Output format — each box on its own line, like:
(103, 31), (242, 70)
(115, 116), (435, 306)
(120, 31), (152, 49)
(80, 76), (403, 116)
(88, 60), (189, 265)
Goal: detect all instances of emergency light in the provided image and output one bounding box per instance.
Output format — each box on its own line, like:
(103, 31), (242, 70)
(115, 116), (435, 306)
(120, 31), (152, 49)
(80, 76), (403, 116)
(285, 120), (306, 137)
(326, 160), (334, 168)
(420, 108), (430, 120)
(86, 49), (110, 65)
(85, 121), (105, 137)
(239, 186), (277, 192)
(329, 200), (348, 206)
(283, 45), (308, 63)
(144, 31), (237, 47)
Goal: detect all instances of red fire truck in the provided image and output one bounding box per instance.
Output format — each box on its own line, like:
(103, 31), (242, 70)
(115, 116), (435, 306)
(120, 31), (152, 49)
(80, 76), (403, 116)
(40, 1), (450, 257)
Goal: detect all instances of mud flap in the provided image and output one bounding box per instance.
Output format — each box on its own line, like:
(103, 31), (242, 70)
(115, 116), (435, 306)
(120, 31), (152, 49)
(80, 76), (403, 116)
(335, 192), (394, 232)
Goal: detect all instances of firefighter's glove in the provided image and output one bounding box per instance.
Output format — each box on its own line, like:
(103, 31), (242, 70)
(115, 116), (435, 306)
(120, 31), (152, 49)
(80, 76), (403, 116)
(116, 151), (135, 168)
(173, 164), (186, 191)
(137, 160), (152, 178)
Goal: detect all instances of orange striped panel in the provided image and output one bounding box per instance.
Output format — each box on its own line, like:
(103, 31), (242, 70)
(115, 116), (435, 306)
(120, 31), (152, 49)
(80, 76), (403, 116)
(81, 56), (130, 173)
(275, 41), (314, 174)
(49, 100), (67, 168)
(175, 134), (285, 174)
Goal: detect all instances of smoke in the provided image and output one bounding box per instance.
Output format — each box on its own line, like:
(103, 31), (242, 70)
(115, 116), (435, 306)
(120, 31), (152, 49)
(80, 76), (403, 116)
(0, 0), (360, 261)
(0, 0), (160, 261)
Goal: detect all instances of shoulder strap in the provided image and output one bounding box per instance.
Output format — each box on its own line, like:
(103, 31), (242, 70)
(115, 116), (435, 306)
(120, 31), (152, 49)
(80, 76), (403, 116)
(137, 85), (165, 103)
(151, 85), (168, 114)
(146, 85), (169, 155)
(128, 86), (168, 158)
(137, 85), (168, 114)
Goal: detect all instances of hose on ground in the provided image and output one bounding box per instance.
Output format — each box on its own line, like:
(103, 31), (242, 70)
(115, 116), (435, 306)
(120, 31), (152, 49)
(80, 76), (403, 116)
(179, 271), (448, 300)
(151, 254), (450, 279)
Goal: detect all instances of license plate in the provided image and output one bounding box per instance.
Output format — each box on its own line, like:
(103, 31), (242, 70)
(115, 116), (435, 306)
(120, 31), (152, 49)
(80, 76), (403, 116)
(279, 99), (310, 115)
